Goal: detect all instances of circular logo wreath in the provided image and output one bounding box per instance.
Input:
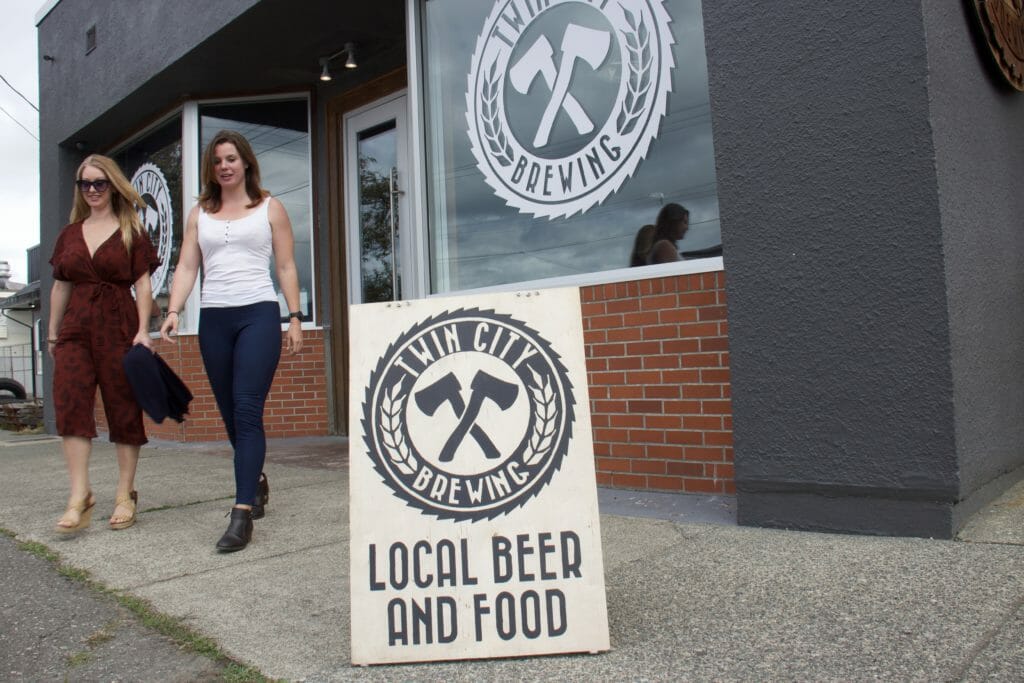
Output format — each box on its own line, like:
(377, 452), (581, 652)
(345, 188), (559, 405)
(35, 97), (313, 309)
(130, 163), (173, 294)
(466, 0), (675, 218)
(362, 308), (576, 521)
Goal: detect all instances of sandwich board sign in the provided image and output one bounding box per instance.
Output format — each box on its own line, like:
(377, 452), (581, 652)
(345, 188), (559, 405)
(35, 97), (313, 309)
(349, 287), (610, 665)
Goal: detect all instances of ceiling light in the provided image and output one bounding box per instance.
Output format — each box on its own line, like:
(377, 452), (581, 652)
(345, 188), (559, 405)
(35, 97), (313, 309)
(317, 42), (357, 82)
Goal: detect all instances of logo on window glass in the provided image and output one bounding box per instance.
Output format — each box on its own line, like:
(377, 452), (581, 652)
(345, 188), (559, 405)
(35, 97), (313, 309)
(130, 163), (173, 294)
(467, 0), (674, 219)
(362, 308), (576, 521)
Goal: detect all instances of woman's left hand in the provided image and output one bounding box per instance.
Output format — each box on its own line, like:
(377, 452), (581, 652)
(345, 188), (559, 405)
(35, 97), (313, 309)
(132, 331), (153, 350)
(285, 319), (303, 355)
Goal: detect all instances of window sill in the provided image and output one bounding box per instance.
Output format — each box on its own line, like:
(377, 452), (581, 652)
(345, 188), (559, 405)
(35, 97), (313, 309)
(428, 256), (725, 298)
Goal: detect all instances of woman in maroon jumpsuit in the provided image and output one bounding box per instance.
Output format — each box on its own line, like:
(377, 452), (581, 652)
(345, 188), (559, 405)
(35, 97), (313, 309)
(48, 154), (159, 533)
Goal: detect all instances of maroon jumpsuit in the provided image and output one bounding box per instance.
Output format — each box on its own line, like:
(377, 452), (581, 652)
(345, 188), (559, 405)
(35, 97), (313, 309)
(49, 222), (160, 445)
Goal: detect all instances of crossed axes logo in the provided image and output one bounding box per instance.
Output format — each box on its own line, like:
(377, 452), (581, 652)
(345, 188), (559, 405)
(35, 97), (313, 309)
(467, 0), (675, 218)
(362, 309), (576, 521)
(509, 25), (612, 148)
(415, 370), (518, 463)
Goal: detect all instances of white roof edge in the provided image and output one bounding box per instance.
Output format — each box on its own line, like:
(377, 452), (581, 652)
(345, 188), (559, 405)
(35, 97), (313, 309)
(35, 0), (62, 26)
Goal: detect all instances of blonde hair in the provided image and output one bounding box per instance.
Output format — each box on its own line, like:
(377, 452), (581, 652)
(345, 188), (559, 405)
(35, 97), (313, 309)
(198, 130), (267, 213)
(69, 154), (146, 249)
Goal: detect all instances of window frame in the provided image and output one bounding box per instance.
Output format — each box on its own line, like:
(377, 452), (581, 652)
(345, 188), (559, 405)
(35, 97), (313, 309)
(406, 0), (725, 299)
(194, 92), (319, 329)
(109, 93), (320, 335)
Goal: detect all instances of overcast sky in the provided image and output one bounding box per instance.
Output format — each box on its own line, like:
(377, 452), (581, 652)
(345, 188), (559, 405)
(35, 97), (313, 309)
(0, 1), (41, 285)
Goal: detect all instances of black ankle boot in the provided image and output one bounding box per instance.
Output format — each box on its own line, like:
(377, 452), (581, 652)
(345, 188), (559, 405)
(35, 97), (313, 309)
(216, 507), (253, 552)
(251, 472), (269, 520)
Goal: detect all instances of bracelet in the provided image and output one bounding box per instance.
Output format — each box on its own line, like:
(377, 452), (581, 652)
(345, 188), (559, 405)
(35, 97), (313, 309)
(166, 310), (179, 317)
(288, 311), (302, 321)
(47, 338), (58, 343)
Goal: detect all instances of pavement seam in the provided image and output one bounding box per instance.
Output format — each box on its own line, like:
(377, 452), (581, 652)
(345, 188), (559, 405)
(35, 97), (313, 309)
(947, 593), (1024, 682)
(0, 437), (62, 447)
(120, 538), (346, 591)
(956, 538), (1024, 548)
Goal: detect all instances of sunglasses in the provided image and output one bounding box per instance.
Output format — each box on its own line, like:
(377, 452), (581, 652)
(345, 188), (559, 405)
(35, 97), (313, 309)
(76, 179), (111, 193)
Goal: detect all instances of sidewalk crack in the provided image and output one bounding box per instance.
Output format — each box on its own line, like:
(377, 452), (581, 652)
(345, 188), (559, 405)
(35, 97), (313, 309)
(120, 539), (345, 591)
(949, 594), (1024, 682)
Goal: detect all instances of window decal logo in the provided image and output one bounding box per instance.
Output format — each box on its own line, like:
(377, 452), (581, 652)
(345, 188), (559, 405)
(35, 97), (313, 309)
(362, 308), (576, 521)
(467, 0), (675, 219)
(130, 163), (173, 294)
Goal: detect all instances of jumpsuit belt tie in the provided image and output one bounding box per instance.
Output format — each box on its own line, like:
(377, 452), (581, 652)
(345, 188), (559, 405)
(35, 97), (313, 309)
(86, 281), (135, 343)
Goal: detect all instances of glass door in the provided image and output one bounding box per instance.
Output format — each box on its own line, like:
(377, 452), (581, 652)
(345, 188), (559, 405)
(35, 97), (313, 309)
(344, 95), (410, 304)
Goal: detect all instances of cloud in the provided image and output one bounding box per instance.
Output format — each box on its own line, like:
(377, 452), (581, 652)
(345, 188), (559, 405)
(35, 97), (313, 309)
(0, 3), (40, 282)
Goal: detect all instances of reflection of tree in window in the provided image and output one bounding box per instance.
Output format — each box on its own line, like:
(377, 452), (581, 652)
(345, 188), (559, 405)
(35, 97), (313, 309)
(359, 155), (400, 303)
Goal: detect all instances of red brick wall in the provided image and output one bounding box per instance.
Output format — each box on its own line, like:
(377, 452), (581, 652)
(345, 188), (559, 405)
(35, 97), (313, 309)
(95, 331), (329, 441)
(581, 271), (735, 494)
(94, 275), (735, 495)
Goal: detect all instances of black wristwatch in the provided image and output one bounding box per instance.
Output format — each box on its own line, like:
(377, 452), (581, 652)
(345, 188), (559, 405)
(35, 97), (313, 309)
(288, 311), (302, 321)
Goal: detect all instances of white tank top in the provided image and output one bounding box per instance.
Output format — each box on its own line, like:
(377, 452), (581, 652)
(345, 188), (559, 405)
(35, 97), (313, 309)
(197, 198), (278, 308)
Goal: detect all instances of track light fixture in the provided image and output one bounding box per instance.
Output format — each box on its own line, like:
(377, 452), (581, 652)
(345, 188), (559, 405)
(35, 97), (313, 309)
(318, 42), (357, 82)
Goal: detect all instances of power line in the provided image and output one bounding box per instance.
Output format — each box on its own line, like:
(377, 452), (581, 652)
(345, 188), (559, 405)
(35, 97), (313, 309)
(0, 103), (38, 141)
(0, 73), (38, 111)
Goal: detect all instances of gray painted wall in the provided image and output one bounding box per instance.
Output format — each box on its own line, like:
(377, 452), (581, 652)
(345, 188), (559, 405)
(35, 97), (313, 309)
(922, 3), (1024, 519)
(706, 0), (1024, 537)
(37, 0), (259, 143)
(704, 1), (962, 536)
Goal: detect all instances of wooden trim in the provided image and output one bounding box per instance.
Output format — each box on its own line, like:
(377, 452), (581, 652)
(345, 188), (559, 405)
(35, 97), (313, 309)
(324, 67), (408, 435)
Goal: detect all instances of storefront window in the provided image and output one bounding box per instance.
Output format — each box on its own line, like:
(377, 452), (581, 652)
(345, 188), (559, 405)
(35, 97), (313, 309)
(199, 99), (315, 322)
(423, 0), (720, 292)
(115, 115), (183, 331)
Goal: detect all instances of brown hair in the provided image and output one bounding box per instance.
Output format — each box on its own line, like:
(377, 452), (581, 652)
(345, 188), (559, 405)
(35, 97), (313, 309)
(69, 154), (146, 249)
(197, 130), (267, 213)
(653, 202), (690, 244)
(630, 224), (656, 267)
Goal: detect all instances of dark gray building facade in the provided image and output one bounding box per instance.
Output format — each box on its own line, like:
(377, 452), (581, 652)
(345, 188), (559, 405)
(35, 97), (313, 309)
(36, 0), (1024, 538)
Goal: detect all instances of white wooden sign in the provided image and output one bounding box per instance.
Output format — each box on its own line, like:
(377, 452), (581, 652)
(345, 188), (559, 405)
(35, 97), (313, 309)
(349, 287), (610, 665)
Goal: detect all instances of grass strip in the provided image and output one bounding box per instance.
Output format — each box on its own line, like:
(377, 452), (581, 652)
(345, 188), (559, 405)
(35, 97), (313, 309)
(1, 526), (274, 683)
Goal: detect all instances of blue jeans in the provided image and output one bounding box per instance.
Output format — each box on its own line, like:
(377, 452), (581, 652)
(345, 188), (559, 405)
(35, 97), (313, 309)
(199, 302), (281, 506)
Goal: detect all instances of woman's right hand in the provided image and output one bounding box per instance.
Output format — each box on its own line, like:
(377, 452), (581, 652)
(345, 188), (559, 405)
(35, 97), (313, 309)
(159, 311), (179, 343)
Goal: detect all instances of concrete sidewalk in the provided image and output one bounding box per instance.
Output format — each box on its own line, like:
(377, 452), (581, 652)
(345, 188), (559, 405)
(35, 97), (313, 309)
(1, 430), (1023, 681)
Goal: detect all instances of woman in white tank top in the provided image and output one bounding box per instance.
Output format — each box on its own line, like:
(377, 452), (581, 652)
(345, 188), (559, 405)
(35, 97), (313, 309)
(160, 130), (303, 552)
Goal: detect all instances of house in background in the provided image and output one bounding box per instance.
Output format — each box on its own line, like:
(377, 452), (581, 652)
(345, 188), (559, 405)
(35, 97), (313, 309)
(0, 248), (42, 399)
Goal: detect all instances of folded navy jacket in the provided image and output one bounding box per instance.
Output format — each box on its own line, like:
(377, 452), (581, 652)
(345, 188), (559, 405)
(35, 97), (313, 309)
(122, 344), (193, 424)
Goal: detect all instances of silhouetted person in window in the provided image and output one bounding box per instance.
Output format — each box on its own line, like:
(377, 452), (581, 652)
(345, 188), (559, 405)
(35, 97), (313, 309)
(629, 224), (656, 267)
(647, 203), (689, 264)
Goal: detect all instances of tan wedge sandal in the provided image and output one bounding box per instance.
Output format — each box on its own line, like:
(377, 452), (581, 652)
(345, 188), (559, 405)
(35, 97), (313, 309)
(55, 492), (96, 534)
(109, 490), (138, 531)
